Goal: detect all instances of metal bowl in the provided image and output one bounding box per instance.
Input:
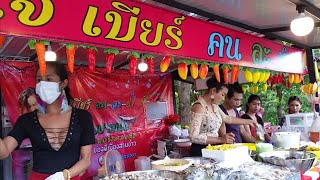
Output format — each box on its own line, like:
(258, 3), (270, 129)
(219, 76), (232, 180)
(182, 157), (214, 165)
(94, 170), (183, 180)
(259, 151), (316, 173)
(248, 150), (257, 160)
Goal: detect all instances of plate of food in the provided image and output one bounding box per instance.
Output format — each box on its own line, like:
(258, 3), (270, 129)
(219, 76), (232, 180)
(151, 159), (191, 171)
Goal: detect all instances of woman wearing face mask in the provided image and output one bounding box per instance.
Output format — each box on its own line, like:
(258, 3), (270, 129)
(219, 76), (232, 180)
(0, 62), (95, 180)
(279, 96), (302, 126)
(189, 78), (258, 156)
(241, 95), (271, 143)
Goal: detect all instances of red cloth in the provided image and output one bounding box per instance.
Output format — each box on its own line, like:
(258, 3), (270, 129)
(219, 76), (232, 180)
(29, 171), (80, 180)
(301, 165), (320, 180)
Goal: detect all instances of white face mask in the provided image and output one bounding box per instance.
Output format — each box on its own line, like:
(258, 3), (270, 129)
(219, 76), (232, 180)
(36, 81), (61, 104)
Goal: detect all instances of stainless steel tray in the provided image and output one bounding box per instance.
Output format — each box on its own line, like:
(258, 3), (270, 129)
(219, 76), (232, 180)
(94, 170), (182, 180)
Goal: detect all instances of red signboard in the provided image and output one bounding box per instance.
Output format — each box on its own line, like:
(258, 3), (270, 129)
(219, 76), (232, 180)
(0, 62), (174, 179)
(0, 0), (306, 73)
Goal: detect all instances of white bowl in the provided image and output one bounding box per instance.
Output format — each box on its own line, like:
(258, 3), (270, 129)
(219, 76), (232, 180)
(275, 132), (300, 149)
(151, 159), (191, 171)
(174, 139), (192, 147)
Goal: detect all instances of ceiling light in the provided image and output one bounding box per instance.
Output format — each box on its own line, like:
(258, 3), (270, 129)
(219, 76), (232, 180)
(45, 44), (57, 61)
(290, 5), (314, 36)
(138, 59), (148, 72)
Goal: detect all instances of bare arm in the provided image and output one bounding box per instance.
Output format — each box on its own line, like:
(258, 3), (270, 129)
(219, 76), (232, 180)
(240, 125), (255, 143)
(225, 116), (257, 126)
(219, 123), (226, 137)
(217, 107), (257, 126)
(206, 136), (224, 145)
(264, 128), (272, 143)
(0, 136), (19, 159)
(65, 145), (92, 178)
(243, 125), (251, 135)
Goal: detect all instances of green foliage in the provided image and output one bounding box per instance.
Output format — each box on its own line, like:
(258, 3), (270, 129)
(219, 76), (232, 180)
(242, 76), (311, 125)
(174, 75), (312, 126)
(314, 49), (320, 58)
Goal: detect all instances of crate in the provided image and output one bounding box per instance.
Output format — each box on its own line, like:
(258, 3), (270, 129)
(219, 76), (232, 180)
(201, 146), (248, 162)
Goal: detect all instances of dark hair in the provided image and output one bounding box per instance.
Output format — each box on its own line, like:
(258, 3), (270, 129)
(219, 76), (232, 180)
(37, 62), (73, 104)
(206, 77), (228, 92)
(288, 96), (302, 105)
(227, 82), (243, 99)
(287, 96), (302, 114)
(18, 87), (36, 110)
(245, 94), (261, 113)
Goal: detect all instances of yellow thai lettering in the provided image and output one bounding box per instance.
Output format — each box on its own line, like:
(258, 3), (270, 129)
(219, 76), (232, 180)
(140, 19), (164, 46)
(71, 98), (92, 110)
(174, 16), (185, 25)
(104, 2), (140, 42)
(0, 9), (4, 19)
(126, 97), (135, 108)
(10, 0), (54, 26)
(112, 1), (140, 14)
(82, 6), (102, 37)
(165, 26), (183, 50)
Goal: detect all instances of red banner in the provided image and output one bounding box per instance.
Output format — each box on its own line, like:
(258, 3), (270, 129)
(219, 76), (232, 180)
(0, 62), (174, 179)
(0, 0), (306, 73)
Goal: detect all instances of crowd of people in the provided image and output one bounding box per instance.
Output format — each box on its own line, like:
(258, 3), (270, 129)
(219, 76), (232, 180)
(0, 60), (305, 178)
(189, 77), (303, 156)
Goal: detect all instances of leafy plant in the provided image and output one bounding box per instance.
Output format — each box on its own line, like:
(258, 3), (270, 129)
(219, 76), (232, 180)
(242, 75), (311, 125)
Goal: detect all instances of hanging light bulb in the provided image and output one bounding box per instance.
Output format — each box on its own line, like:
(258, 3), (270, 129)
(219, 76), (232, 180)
(290, 5), (314, 36)
(45, 44), (57, 61)
(138, 59), (148, 72)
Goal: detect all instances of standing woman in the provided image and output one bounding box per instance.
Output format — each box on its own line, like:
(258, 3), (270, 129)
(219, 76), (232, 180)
(0, 62), (95, 180)
(279, 96), (302, 126)
(287, 96), (302, 114)
(189, 78), (257, 156)
(241, 95), (271, 143)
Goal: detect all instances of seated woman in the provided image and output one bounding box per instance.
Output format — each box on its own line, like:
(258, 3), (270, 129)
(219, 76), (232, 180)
(241, 95), (271, 143)
(189, 78), (257, 157)
(279, 96), (302, 126)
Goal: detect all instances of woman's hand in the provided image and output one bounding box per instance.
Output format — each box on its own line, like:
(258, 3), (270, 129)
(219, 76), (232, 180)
(249, 119), (258, 127)
(220, 133), (235, 144)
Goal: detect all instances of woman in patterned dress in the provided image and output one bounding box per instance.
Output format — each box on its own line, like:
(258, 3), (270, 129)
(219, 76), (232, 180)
(189, 78), (257, 156)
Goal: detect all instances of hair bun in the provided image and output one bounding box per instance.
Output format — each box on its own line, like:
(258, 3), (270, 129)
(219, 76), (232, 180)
(206, 77), (218, 89)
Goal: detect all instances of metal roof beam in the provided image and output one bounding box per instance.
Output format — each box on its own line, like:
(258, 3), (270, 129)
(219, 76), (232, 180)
(261, 22), (320, 33)
(288, 0), (320, 20)
(0, 36), (14, 54)
(114, 60), (129, 69)
(152, 0), (310, 49)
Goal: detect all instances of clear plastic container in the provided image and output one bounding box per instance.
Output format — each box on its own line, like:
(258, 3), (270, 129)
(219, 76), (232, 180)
(134, 156), (151, 171)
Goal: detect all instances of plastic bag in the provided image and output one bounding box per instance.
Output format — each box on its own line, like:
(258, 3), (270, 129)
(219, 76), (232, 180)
(271, 126), (309, 148)
(169, 125), (182, 137)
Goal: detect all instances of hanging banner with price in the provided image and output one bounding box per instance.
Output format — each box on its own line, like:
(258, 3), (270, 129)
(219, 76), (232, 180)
(0, 62), (174, 179)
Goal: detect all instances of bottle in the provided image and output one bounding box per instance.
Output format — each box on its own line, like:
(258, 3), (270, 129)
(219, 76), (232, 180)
(310, 115), (320, 143)
(256, 124), (265, 142)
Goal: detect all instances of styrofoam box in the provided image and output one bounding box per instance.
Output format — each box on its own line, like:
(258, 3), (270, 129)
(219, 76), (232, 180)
(201, 146), (248, 162)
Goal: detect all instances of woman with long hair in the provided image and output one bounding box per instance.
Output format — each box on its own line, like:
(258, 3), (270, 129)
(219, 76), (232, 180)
(279, 96), (302, 126)
(0, 62), (95, 180)
(241, 95), (271, 142)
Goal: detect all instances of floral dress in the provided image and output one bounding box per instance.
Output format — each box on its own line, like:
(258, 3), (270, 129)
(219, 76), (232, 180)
(189, 96), (231, 145)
